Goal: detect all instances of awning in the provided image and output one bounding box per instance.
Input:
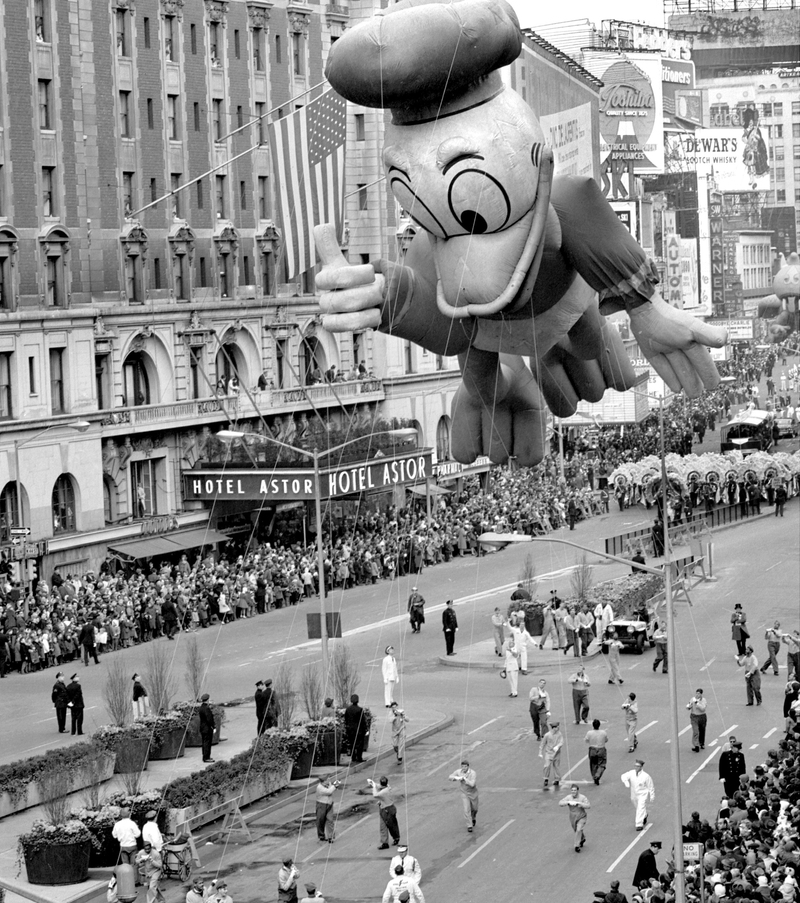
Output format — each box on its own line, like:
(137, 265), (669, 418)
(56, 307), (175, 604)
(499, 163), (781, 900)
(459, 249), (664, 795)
(408, 484), (451, 496)
(109, 527), (228, 560)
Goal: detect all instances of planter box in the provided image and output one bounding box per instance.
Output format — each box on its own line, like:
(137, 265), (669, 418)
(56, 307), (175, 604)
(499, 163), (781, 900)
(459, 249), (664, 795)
(0, 753), (115, 819)
(114, 737), (150, 774)
(184, 712), (222, 748)
(311, 730), (341, 767)
(290, 747), (314, 780)
(149, 727), (186, 761)
(24, 839), (92, 886)
(165, 763), (291, 834)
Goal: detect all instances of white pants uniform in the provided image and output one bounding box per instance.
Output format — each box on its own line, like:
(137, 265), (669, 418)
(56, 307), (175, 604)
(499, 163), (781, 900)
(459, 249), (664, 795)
(621, 769), (655, 829)
(384, 680), (396, 706)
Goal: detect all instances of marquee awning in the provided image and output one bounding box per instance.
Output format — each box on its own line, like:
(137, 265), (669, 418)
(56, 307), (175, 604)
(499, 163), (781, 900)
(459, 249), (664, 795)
(109, 527), (228, 560)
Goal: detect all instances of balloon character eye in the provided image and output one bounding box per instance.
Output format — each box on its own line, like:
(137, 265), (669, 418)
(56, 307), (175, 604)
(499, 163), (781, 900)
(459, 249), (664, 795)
(448, 170), (511, 235)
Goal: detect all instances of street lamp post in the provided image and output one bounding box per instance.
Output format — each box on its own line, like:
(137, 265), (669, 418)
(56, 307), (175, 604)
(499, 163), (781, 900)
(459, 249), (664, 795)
(12, 420), (91, 616)
(217, 428), (419, 686)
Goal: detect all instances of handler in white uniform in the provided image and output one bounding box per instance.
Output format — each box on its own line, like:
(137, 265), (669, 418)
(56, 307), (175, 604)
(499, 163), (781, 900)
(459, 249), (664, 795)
(502, 636), (519, 697)
(382, 646), (399, 708)
(621, 759), (655, 831)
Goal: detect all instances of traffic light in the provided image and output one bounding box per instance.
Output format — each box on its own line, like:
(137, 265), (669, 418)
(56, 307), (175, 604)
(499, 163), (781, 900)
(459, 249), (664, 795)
(27, 559), (38, 583)
(9, 561), (20, 582)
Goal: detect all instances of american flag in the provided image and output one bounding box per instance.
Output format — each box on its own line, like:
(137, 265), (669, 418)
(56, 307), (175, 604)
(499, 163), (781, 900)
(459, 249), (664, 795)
(268, 89), (347, 281)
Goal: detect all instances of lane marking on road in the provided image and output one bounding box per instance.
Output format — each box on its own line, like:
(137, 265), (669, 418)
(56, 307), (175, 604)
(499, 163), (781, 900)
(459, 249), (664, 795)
(426, 741), (484, 777)
(638, 720), (658, 736)
(300, 814), (371, 862)
(686, 746), (720, 783)
(749, 744), (759, 749)
(468, 716), (504, 736)
(666, 726), (691, 743)
(764, 728), (777, 739)
(765, 560), (783, 571)
(628, 663), (640, 670)
(607, 823), (652, 872)
(22, 740), (63, 753)
(721, 724), (738, 737)
(458, 818), (515, 869)
(700, 657), (717, 671)
(562, 755), (588, 780)
(237, 662), (252, 667)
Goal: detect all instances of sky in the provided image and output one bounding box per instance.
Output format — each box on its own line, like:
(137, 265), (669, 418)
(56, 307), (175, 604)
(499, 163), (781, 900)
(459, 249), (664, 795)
(510, 0), (669, 31)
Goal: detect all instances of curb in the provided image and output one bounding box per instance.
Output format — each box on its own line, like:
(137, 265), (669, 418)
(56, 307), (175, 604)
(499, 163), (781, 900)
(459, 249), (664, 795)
(437, 647), (602, 671)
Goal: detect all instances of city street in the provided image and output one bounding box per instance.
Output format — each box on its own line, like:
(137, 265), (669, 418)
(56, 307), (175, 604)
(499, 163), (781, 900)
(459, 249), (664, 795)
(2, 499), (797, 902)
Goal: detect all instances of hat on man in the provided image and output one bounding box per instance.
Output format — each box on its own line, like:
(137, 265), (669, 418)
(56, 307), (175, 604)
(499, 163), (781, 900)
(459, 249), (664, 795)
(650, 841), (663, 849)
(201, 693), (210, 701)
(305, 883), (316, 893)
(70, 673), (78, 681)
(635, 759), (646, 766)
(256, 680), (264, 687)
(397, 844), (408, 852)
(145, 810), (157, 819)
(610, 880), (620, 889)
(265, 678), (273, 686)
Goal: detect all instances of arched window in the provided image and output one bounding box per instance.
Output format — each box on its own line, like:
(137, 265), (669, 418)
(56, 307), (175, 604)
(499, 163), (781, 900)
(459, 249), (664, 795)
(52, 474), (76, 534)
(299, 336), (324, 384)
(215, 343), (247, 393)
(436, 416), (451, 462)
(122, 351), (151, 406)
(0, 482), (19, 539)
(103, 476), (116, 526)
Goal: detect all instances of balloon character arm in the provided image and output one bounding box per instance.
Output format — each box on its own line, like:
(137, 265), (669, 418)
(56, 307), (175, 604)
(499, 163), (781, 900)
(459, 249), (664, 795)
(551, 176), (727, 398)
(315, 224), (473, 356)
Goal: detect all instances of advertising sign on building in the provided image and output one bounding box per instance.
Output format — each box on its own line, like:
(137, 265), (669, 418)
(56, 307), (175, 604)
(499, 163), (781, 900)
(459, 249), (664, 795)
(707, 318), (754, 341)
(680, 237), (700, 310)
(666, 129), (770, 192)
(661, 59), (701, 128)
(665, 234), (683, 308)
(539, 104), (594, 179)
(593, 55), (664, 195)
(610, 200), (639, 240)
(709, 192), (725, 314)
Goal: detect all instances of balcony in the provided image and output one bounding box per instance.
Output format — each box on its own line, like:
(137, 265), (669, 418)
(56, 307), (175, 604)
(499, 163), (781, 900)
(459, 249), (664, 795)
(232, 378), (385, 418)
(96, 397), (236, 436)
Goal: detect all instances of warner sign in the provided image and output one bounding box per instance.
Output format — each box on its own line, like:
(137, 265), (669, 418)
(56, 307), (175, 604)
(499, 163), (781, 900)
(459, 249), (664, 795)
(183, 451), (434, 502)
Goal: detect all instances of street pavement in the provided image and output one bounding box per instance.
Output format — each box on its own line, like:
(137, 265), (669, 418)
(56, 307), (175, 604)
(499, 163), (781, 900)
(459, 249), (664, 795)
(1, 490), (798, 903)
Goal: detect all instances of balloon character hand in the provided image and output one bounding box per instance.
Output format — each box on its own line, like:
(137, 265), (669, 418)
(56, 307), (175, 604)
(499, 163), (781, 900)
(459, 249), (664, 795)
(628, 293), (727, 397)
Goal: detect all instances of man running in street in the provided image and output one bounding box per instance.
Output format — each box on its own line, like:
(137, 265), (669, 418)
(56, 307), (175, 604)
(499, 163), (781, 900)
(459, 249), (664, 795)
(448, 760), (479, 832)
(621, 759), (655, 831)
(585, 719), (609, 785)
(559, 783), (591, 852)
(541, 721), (564, 791)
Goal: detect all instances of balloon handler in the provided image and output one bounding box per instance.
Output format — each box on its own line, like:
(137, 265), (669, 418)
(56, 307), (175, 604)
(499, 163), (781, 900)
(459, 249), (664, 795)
(315, 0), (727, 467)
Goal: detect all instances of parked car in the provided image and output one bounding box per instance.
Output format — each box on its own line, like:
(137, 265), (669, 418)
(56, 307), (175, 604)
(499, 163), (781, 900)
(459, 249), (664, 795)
(603, 609), (657, 655)
(775, 417), (798, 439)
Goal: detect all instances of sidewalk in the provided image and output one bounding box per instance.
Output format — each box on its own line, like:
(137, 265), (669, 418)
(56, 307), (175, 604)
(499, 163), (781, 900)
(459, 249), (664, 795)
(438, 637), (602, 671)
(0, 700), (452, 903)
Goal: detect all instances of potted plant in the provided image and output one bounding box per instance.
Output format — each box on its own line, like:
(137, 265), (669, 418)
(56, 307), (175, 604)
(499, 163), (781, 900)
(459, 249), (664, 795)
(305, 716), (341, 767)
(172, 701), (225, 747)
(146, 711), (190, 760)
(18, 819), (92, 885)
(93, 723), (151, 774)
(73, 790), (166, 868)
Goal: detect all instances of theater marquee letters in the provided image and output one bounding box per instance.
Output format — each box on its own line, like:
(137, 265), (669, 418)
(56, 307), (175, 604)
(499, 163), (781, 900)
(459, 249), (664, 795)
(183, 452), (433, 502)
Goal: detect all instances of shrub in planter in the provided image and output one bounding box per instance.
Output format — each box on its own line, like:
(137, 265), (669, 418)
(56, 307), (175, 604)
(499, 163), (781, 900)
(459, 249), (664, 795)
(173, 701), (225, 747)
(304, 717), (341, 767)
(73, 791), (166, 868)
(18, 820), (92, 885)
(95, 711), (190, 762)
(0, 743), (114, 815)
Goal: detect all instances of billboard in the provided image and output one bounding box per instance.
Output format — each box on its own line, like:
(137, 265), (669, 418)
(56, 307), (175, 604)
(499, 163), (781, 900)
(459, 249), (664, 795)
(539, 104), (594, 179)
(593, 54), (664, 195)
(661, 59), (702, 128)
(610, 200), (639, 240)
(666, 128), (770, 193)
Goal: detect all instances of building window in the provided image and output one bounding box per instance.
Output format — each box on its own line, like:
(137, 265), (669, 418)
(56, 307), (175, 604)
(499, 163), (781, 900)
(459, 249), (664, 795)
(775, 124), (783, 139)
(45, 253), (65, 307)
(190, 22), (197, 54)
(143, 16), (150, 48)
(776, 167), (786, 182)
(258, 176), (268, 219)
(793, 124), (800, 139)
(197, 181), (204, 209)
(0, 256), (11, 310)
(42, 167), (56, 217)
(795, 188), (800, 203)
(404, 341), (414, 374)
(255, 102), (266, 144)
(236, 105), (243, 129)
(209, 21), (221, 67)
(164, 15), (177, 62)
(776, 145), (785, 161)
(239, 180), (247, 210)
(125, 254), (143, 303)
(436, 416), (451, 461)
(0, 482), (19, 535)
(199, 257), (207, 287)
(131, 460), (157, 518)
(355, 113), (365, 141)
(147, 98), (154, 129)
(174, 253), (190, 300)
(122, 171), (134, 217)
(38, 80), (52, 131)
(153, 257), (162, 289)
(292, 32), (304, 76)
(150, 177), (157, 202)
(275, 34), (281, 63)
(777, 189), (786, 202)
(35, 0), (49, 42)
(261, 251), (274, 295)
(116, 8), (130, 56)
(253, 27), (265, 71)
(234, 29), (240, 58)
(358, 184), (367, 210)
(275, 338), (286, 388)
(215, 175), (227, 218)
(49, 347), (65, 413)
(170, 174), (182, 218)
(0, 353), (12, 420)
(218, 253), (230, 297)
(52, 474), (76, 534)
(119, 91), (132, 137)
(242, 255), (250, 284)
(188, 346), (204, 399)
(212, 99), (223, 141)
(123, 351), (150, 406)
(193, 102), (200, 132)
(167, 95), (178, 140)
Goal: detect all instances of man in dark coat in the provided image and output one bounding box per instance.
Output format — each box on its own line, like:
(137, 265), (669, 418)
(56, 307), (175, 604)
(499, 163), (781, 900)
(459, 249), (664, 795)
(161, 597), (178, 640)
(718, 737), (747, 799)
(632, 839), (661, 888)
(78, 620), (99, 665)
(199, 693), (215, 763)
(255, 680), (268, 735)
(442, 599), (458, 656)
(51, 671), (69, 733)
(262, 678), (279, 729)
(344, 693), (368, 763)
(67, 673), (85, 735)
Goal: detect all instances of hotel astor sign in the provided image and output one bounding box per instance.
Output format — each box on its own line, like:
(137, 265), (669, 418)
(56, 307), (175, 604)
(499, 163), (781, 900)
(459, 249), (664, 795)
(183, 451), (433, 502)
